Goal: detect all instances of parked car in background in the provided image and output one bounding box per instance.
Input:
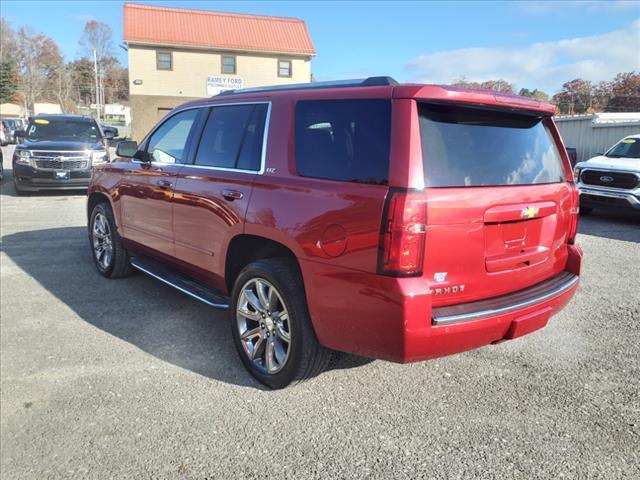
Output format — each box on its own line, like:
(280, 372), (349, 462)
(566, 147), (577, 167)
(0, 121), (6, 146)
(87, 78), (582, 388)
(101, 123), (119, 139)
(574, 134), (640, 214)
(13, 114), (110, 194)
(0, 148), (4, 181)
(2, 118), (26, 144)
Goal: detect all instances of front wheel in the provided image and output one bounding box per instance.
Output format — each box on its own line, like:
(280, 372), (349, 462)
(89, 202), (132, 278)
(231, 258), (332, 389)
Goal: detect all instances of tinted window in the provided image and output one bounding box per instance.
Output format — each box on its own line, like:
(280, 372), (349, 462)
(605, 137), (640, 159)
(194, 104), (267, 171)
(295, 99), (391, 184)
(25, 118), (100, 142)
(419, 104), (566, 187)
(146, 109), (198, 164)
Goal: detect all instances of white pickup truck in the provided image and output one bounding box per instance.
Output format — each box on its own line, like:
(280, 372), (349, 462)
(574, 134), (640, 214)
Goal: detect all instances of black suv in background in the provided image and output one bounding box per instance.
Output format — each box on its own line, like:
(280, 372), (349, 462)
(13, 114), (112, 194)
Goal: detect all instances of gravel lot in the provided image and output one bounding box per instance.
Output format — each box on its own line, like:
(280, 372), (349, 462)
(1, 144), (639, 479)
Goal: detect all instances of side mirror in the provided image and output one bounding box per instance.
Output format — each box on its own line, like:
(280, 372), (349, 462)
(103, 130), (115, 140)
(116, 140), (139, 158)
(596, 152), (603, 156)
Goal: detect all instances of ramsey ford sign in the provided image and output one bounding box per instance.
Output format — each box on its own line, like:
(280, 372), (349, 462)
(207, 76), (243, 95)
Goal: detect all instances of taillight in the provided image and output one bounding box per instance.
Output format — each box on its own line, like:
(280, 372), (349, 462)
(567, 182), (580, 244)
(378, 190), (427, 277)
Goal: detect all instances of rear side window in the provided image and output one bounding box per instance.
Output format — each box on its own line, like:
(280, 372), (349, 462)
(419, 104), (566, 187)
(195, 104), (268, 171)
(295, 99), (391, 185)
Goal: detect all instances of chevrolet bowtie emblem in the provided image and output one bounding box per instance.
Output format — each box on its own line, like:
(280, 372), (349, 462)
(521, 206), (540, 219)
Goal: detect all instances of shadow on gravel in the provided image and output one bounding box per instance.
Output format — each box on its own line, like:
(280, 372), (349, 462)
(1, 226), (372, 390)
(578, 209), (640, 243)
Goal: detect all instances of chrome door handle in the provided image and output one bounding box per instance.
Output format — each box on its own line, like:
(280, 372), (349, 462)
(157, 179), (173, 189)
(222, 189), (244, 201)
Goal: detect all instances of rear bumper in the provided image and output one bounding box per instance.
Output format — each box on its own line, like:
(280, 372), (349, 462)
(302, 244), (583, 363)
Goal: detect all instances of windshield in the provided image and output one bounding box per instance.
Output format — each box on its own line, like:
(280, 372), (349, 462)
(25, 118), (101, 142)
(605, 137), (640, 159)
(418, 103), (566, 187)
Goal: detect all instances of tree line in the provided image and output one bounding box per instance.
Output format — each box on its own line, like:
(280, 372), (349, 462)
(452, 73), (639, 114)
(0, 17), (127, 115)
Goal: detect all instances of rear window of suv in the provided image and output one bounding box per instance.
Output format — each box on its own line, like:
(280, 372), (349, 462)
(295, 99), (391, 185)
(418, 103), (566, 187)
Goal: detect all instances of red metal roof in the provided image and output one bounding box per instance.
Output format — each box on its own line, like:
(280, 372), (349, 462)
(123, 3), (315, 56)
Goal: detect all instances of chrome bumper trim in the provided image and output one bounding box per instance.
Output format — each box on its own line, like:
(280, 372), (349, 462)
(579, 187), (640, 206)
(432, 272), (578, 325)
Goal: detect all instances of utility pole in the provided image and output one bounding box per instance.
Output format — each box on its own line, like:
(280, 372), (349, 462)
(93, 48), (100, 120)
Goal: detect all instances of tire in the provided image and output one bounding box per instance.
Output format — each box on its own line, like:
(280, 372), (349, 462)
(13, 180), (25, 196)
(231, 258), (332, 389)
(89, 202), (133, 278)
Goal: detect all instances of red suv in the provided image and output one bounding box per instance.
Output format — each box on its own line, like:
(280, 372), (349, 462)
(87, 77), (582, 388)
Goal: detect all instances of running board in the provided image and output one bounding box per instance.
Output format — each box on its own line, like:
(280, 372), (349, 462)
(130, 255), (229, 309)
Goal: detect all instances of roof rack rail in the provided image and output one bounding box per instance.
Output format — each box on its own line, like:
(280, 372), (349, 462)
(215, 76), (398, 97)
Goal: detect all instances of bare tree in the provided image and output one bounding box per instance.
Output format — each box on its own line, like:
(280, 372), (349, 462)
(15, 27), (63, 112)
(1, 17), (17, 62)
(79, 20), (114, 115)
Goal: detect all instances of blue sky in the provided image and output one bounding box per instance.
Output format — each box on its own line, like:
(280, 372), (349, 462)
(2, 0), (639, 93)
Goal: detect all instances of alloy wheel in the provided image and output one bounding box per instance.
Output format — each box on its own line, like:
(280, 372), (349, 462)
(236, 278), (291, 374)
(92, 212), (113, 270)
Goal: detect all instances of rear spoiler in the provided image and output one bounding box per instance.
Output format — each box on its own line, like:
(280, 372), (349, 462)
(393, 84), (556, 115)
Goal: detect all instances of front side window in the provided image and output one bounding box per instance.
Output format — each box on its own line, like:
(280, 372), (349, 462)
(419, 104), (566, 187)
(25, 118), (100, 142)
(156, 51), (172, 70)
(146, 109), (199, 164)
(278, 59), (292, 78)
(222, 56), (236, 74)
(295, 99), (391, 185)
(194, 104), (268, 171)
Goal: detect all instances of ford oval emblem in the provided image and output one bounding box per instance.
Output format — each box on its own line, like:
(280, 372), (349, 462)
(600, 175), (614, 183)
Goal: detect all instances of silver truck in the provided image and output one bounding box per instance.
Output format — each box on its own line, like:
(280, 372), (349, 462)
(574, 134), (640, 214)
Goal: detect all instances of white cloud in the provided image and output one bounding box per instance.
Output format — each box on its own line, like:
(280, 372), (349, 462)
(516, 1), (640, 15)
(404, 19), (640, 93)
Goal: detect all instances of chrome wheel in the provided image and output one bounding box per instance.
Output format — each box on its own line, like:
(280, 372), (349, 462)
(92, 212), (113, 270)
(236, 278), (291, 374)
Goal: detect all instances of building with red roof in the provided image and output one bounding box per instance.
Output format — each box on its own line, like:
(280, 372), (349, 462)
(124, 3), (315, 139)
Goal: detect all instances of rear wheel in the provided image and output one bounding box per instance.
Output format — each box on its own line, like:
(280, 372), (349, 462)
(231, 258), (331, 389)
(89, 202), (132, 278)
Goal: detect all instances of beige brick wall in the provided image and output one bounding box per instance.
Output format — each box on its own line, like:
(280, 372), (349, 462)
(128, 45), (312, 98)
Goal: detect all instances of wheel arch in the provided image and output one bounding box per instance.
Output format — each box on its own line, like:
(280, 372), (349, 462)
(87, 191), (117, 227)
(225, 234), (302, 294)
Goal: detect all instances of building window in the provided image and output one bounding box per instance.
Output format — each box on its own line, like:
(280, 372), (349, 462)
(278, 59), (292, 78)
(222, 55), (236, 75)
(156, 51), (172, 71)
